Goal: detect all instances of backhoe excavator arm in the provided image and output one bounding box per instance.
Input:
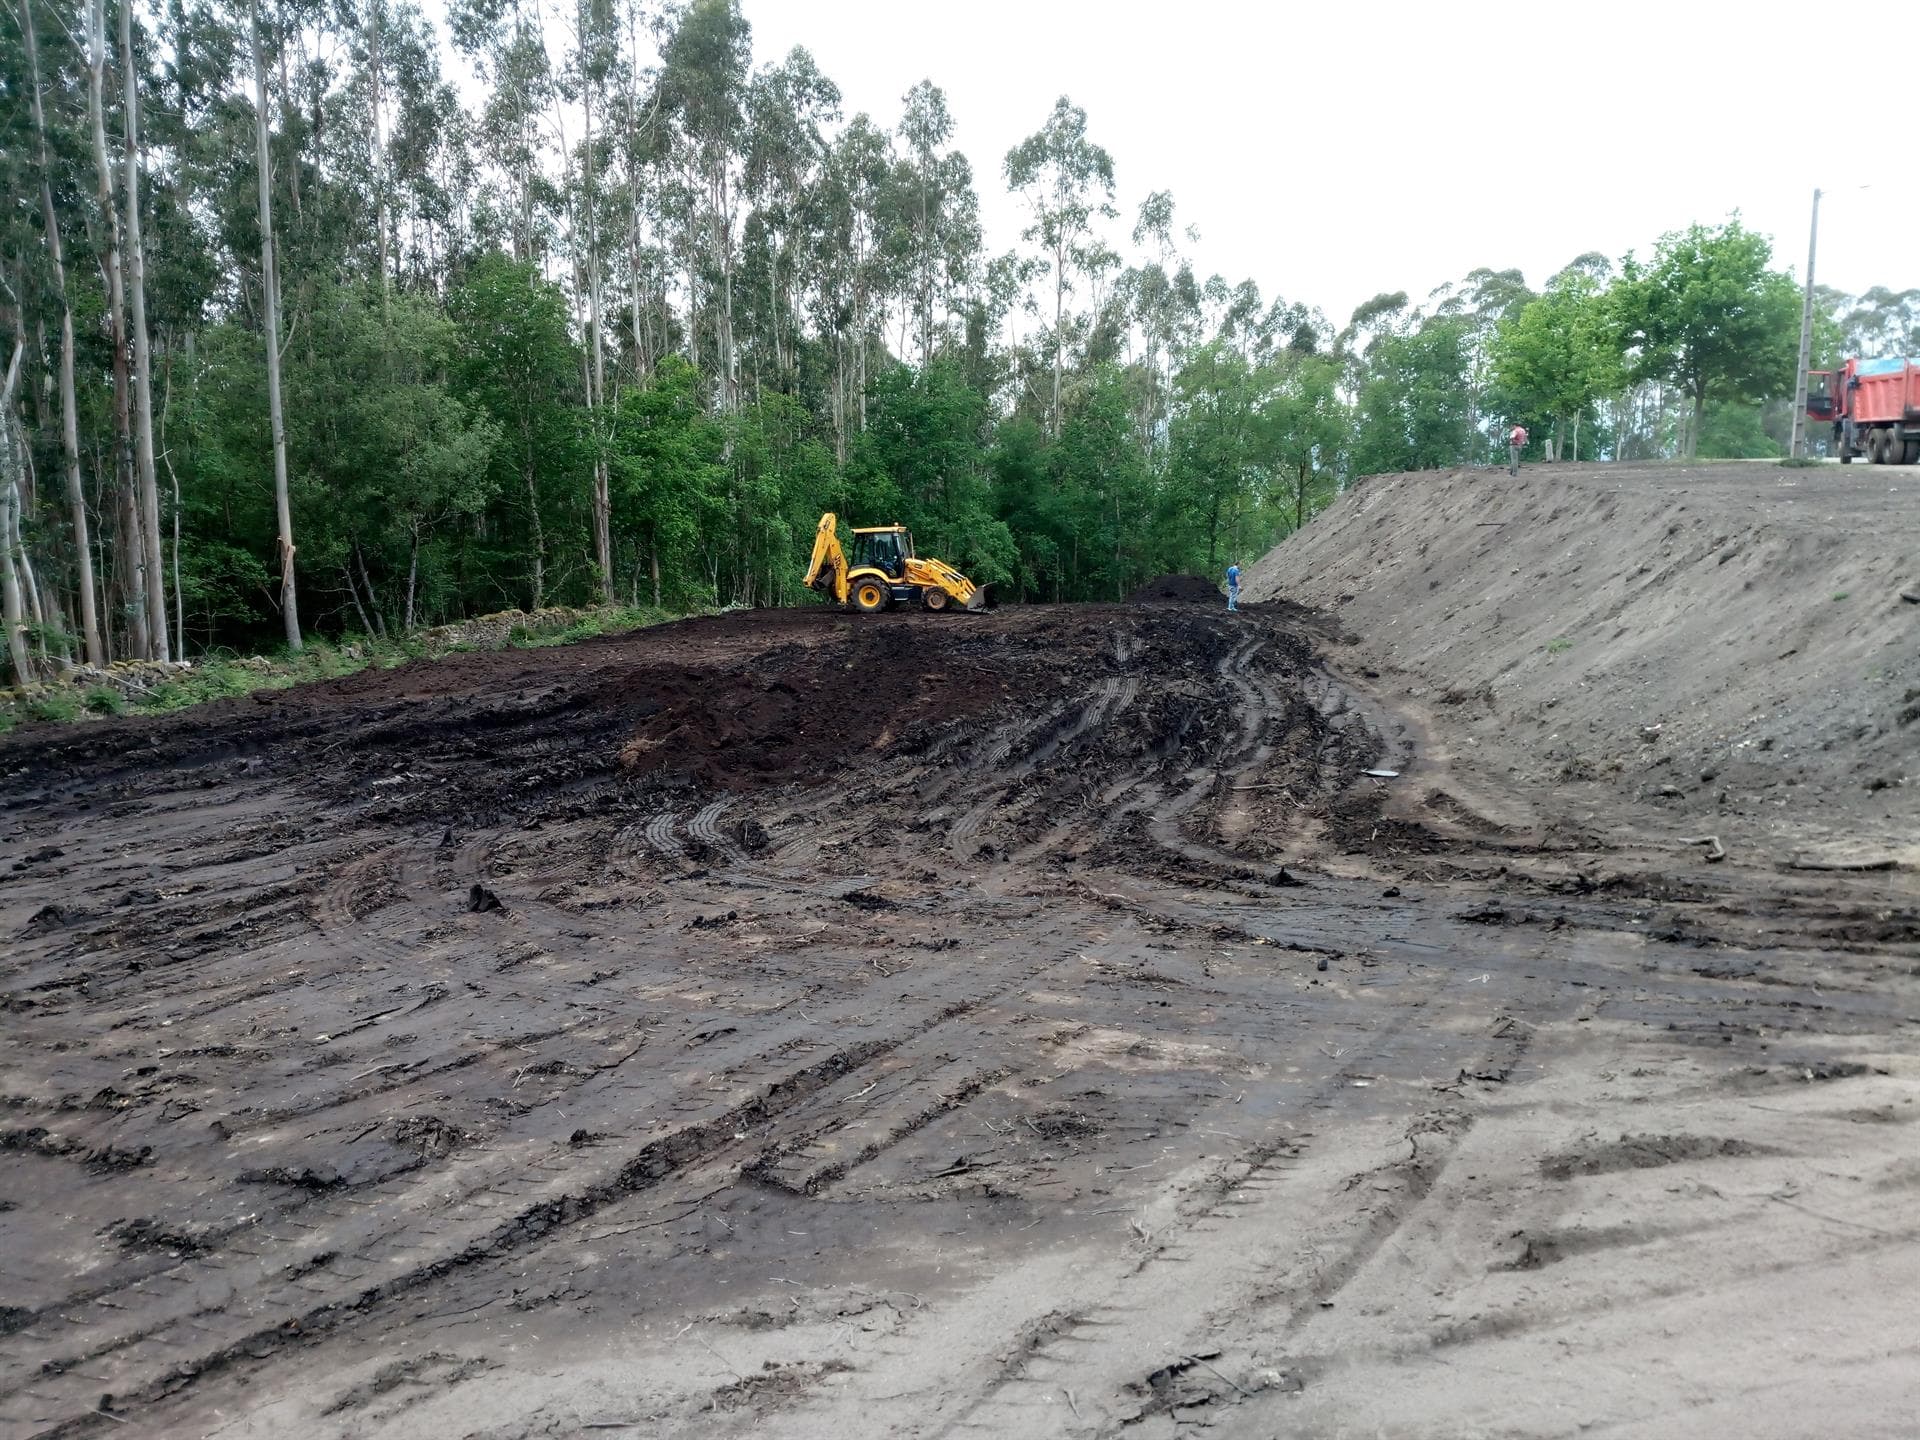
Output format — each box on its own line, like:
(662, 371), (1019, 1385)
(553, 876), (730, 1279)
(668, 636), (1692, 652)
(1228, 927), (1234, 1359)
(803, 512), (849, 605)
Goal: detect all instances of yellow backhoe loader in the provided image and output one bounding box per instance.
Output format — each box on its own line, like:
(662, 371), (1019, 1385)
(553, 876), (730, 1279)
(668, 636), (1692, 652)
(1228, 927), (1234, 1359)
(803, 512), (987, 614)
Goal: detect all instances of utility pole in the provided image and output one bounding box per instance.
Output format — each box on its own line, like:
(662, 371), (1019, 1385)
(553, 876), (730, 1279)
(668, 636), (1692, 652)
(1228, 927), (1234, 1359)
(1789, 187), (1821, 459)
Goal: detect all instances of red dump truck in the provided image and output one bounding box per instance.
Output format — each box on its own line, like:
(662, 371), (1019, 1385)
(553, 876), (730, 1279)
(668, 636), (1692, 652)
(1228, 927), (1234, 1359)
(1806, 356), (1920, 464)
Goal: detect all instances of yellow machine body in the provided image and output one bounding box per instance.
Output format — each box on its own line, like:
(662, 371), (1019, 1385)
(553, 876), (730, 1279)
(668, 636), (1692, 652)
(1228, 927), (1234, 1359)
(803, 512), (986, 614)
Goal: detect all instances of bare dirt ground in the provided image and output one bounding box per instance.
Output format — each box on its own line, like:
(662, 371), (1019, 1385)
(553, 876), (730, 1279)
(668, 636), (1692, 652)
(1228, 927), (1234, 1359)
(1244, 458), (1920, 867)
(4, 485), (1919, 1439)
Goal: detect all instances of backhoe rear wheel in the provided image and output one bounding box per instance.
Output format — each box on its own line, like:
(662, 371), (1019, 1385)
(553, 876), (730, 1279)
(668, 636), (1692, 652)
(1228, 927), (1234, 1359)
(851, 577), (890, 614)
(922, 587), (949, 612)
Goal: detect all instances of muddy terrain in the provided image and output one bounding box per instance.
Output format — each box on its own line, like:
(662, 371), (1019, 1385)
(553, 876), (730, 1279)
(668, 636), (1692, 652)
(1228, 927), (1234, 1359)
(4, 524), (1919, 1437)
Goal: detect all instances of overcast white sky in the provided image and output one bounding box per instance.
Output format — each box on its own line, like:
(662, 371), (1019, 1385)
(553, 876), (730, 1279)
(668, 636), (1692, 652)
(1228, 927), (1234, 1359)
(744, 0), (1916, 325)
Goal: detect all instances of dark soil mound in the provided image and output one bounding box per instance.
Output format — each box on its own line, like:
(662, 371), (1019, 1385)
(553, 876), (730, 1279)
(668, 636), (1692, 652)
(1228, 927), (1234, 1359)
(1129, 574), (1222, 605)
(613, 628), (1002, 791)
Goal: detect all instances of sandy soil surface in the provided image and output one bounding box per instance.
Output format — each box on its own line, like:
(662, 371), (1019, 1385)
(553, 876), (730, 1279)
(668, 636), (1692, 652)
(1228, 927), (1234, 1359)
(1244, 458), (1919, 867)
(3, 534), (1918, 1438)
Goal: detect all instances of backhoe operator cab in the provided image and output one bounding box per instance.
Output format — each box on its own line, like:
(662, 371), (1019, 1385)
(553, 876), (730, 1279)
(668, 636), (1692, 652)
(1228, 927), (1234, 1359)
(850, 526), (910, 581)
(803, 512), (986, 614)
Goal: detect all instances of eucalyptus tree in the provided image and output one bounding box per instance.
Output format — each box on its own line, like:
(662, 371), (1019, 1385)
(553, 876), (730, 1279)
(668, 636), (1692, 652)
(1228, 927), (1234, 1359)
(1004, 96), (1114, 437)
(119, 0), (171, 657)
(1428, 265), (1530, 450)
(449, 0), (557, 262)
(1, 330), (33, 681)
(660, 0), (750, 411)
(1837, 286), (1920, 358)
(17, 0), (104, 663)
(250, 0), (300, 647)
(808, 114), (891, 461)
(892, 80), (979, 366)
(742, 46), (840, 394)
(86, 0), (151, 656)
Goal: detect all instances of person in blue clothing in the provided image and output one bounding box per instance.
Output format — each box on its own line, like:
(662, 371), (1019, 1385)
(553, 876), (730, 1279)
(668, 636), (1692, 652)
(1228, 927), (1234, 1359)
(1225, 562), (1241, 612)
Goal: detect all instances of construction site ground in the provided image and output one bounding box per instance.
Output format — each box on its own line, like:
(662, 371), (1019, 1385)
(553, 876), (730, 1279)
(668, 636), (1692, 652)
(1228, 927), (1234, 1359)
(3, 460), (1917, 1439)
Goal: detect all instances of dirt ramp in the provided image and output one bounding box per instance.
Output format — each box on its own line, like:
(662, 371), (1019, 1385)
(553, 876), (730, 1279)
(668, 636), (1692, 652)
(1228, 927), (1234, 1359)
(1244, 460), (1920, 858)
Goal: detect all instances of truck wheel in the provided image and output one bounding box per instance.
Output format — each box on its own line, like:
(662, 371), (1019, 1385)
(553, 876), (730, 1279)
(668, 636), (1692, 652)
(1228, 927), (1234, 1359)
(851, 577), (890, 613)
(1904, 439), (1919, 465)
(1868, 430), (1887, 464)
(922, 587), (949, 612)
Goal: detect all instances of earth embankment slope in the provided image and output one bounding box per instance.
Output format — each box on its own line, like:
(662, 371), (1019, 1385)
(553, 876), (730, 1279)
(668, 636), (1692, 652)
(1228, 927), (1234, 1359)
(1243, 460), (1920, 864)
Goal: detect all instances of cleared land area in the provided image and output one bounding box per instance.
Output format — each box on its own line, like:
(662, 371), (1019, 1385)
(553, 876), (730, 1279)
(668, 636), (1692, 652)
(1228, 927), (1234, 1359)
(3, 461), (1918, 1439)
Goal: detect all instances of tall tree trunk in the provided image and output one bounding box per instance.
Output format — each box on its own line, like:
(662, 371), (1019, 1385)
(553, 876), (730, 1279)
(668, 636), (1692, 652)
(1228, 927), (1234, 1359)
(161, 343), (184, 649)
(120, 0), (170, 660)
(629, 208), (647, 380)
(523, 442), (544, 610)
(581, 50), (613, 603)
(404, 519), (419, 629)
(1, 340), (36, 685)
(1688, 381), (1705, 461)
(1051, 239), (1066, 437)
(252, 0), (302, 649)
(367, 0), (389, 311)
(354, 540), (385, 634)
(714, 166), (736, 414)
(22, 0), (104, 666)
(88, 0), (146, 657)
(342, 562), (375, 634)
(682, 181), (699, 375)
(275, 0), (299, 217)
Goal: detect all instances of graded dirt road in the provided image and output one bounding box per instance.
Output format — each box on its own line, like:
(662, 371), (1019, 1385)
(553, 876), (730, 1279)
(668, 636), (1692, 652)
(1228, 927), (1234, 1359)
(4, 510), (1918, 1437)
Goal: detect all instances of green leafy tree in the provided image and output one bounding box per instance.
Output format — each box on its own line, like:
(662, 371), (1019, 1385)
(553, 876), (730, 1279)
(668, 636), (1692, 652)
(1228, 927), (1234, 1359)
(1352, 318), (1472, 476)
(1491, 273), (1623, 461)
(1616, 218), (1800, 458)
(1266, 354), (1348, 532)
(608, 356), (727, 607)
(450, 255), (584, 610)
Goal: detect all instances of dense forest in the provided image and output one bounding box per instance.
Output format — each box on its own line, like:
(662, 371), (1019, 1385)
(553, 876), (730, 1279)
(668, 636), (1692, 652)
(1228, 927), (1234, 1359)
(3, 0), (1918, 678)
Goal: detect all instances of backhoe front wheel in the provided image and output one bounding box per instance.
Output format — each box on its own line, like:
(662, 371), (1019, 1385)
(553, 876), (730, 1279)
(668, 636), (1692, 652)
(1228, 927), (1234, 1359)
(851, 577), (890, 613)
(922, 587), (949, 612)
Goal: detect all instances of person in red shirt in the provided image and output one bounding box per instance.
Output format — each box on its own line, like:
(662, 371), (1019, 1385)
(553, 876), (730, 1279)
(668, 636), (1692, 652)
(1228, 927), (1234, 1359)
(1507, 424), (1528, 476)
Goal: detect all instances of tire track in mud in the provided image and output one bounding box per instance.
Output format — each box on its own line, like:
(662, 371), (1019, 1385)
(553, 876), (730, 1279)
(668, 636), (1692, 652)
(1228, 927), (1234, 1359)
(639, 808), (684, 861)
(948, 675), (1145, 860)
(7, 930), (1100, 1438)
(905, 956), (1467, 1438)
(900, 948), (1562, 1440)
(686, 799), (743, 864)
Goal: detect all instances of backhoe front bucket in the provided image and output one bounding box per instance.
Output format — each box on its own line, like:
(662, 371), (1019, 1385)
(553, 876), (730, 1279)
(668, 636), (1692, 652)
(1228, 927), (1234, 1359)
(965, 585), (989, 612)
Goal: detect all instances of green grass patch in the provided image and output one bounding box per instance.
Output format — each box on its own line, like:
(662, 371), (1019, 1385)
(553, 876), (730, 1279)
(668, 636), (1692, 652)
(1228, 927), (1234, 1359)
(1546, 636), (1574, 655)
(27, 691), (81, 723)
(509, 605), (674, 649)
(82, 685), (126, 715)
(1832, 592), (1850, 602)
